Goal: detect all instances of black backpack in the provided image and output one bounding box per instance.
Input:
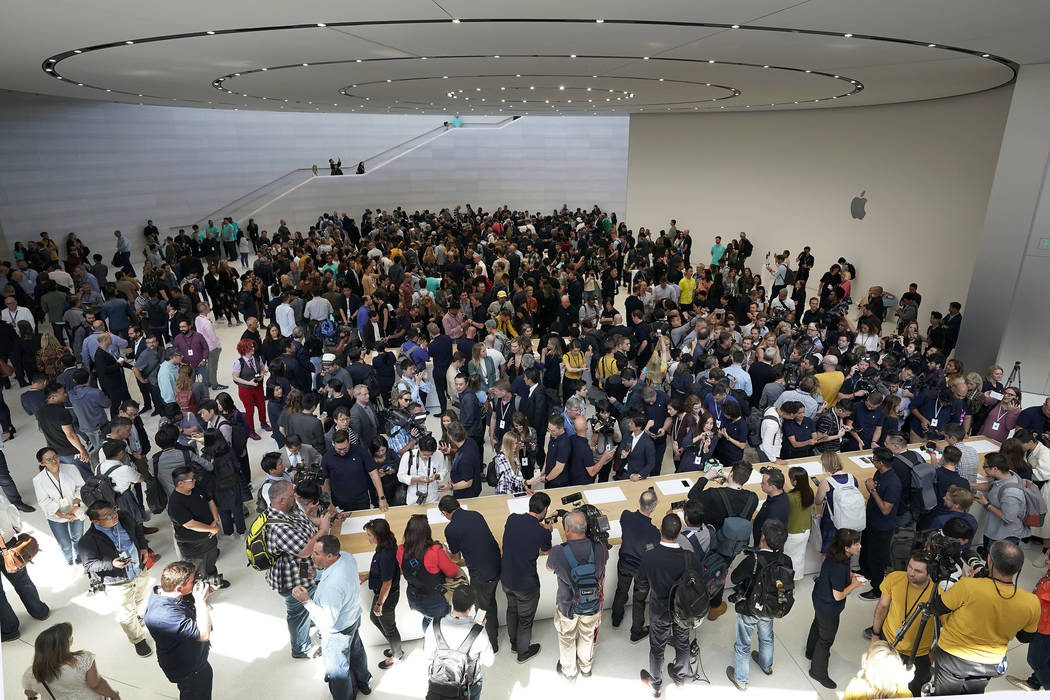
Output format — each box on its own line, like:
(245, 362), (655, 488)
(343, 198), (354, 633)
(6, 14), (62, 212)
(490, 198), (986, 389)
(80, 463), (123, 507)
(485, 456), (499, 488)
(217, 416), (250, 459)
(671, 549), (710, 628)
(742, 552), (796, 619)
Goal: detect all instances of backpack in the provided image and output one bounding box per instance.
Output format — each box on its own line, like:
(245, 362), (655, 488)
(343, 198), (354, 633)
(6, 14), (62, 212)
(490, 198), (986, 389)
(783, 266), (797, 287)
(685, 528), (728, 604)
(210, 449), (241, 491)
(743, 553), (796, 619)
(1002, 479), (1048, 528)
(220, 415), (250, 459)
(485, 457), (499, 489)
(146, 450), (189, 514)
(896, 450), (936, 517)
(747, 412), (781, 449)
(427, 618), (483, 700)
(80, 463), (123, 507)
(715, 490), (756, 560)
(671, 549), (710, 628)
(729, 388), (750, 412)
(563, 542), (602, 616)
(244, 510), (293, 570)
(826, 475), (867, 531)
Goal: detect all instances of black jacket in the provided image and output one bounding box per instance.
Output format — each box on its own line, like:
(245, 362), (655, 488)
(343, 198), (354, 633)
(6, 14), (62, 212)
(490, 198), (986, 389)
(77, 512), (148, 586)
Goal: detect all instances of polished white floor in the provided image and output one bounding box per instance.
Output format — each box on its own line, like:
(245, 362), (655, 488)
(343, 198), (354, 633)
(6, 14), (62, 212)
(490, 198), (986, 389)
(2, 296), (1046, 699)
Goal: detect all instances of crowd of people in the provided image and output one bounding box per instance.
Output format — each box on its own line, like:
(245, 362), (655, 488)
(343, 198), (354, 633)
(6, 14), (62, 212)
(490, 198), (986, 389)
(1, 204), (1049, 700)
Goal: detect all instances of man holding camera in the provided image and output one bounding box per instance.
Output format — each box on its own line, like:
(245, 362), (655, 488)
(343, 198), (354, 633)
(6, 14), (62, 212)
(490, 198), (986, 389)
(144, 561), (215, 700)
(501, 492), (553, 663)
(441, 495), (502, 652)
(866, 551), (936, 696)
(927, 541), (1040, 695)
(547, 510), (608, 681)
(167, 466), (229, 590)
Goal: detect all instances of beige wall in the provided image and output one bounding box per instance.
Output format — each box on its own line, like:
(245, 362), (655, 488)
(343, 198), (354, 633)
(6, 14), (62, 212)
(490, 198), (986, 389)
(626, 90), (1012, 318)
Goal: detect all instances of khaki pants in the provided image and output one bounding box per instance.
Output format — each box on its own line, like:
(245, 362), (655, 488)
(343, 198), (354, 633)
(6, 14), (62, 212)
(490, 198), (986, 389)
(553, 608), (601, 677)
(105, 573), (151, 643)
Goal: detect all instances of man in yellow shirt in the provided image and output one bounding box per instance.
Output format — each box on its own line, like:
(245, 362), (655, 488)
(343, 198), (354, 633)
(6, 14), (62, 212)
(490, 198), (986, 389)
(678, 267), (697, 312)
(815, 355), (845, 407)
(868, 552), (936, 696)
(929, 541), (1041, 695)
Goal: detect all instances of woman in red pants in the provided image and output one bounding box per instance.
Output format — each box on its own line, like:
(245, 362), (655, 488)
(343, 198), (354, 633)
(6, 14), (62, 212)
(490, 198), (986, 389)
(232, 338), (268, 438)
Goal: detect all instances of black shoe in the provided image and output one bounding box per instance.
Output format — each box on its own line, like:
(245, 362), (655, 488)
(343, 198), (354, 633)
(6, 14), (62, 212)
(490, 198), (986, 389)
(863, 626), (874, 640)
(356, 684), (372, 696)
(640, 669), (661, 698)
(134, 640), (153, 657)
(218, 578), (231, 590)
(752, 650), (772, 675)
(809, 670), (837, 689)
(859, 589), (881, 601)
(13, 503), (35, 513)
(611, 615), (623, 628)
(726, 666), (748, 691)
(581, 668), (592, 678)
(2, 632), (20, 642)
(630, 627), (650, 643)
(667, 663), (684, 687)
(516, 643), (540, 663)
(557, 661), (577, 682)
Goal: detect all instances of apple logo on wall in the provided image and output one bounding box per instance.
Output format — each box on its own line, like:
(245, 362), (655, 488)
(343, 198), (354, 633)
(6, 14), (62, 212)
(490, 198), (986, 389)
(851, 191), (868, 220)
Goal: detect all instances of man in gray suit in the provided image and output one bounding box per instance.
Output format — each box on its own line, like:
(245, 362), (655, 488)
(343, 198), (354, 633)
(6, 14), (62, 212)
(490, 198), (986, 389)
(278, 435), (321, 479)
(620, 416), (657, 480)
(350, 384), (378, 449)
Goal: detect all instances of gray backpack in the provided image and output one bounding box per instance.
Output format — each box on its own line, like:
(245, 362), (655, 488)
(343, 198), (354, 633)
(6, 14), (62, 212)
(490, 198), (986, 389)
(427, 619), (483, 699)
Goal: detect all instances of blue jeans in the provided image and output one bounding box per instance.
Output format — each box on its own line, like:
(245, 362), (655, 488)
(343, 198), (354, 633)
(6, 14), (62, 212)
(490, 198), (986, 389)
(734, 614), (774, 683)
(322, 617), (372, 699)
(58, 454), (92, 481)
(0, 565), (50, 638)
(407, 592), (449, 633)
(47, 518), (84, 565)
(278, 584), (316, 655)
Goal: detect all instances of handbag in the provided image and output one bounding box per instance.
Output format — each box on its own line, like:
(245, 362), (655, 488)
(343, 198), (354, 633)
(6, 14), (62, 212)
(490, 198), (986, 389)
(144, 547), (159, 570)
(2, 533), (40, 573)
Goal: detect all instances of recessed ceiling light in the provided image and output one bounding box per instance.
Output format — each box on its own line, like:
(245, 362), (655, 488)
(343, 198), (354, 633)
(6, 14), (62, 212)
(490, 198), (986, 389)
(317, 23), (326, 27)
(260, 68), (267, 71)
(530, 86), (535, 90)
(586, 87), (592, 91)
(451, 18), (460, 23)
(805, 69), (811, 73)
(928, 44), (936, 47)
(596, 19), (604, 23)
(731, 24), (740, 29)
(834, 75), (840, 78)
(206, 31), (215, 35)
(302, 63), (309, 67)
(844, 33), (853, 38)
(658, 78), (664, 81)
(45, 67), (52, 72)
(234, 73), (240, 76)
(570, 54), (577, 58)
(559, 85), (565, 90)
(387, 79), (392, 82)
(763, 65), (770, 68)
(493, 55), (499, 58)
(515, 73), (521, 77)
(443, 75), (448, 79)
(708, 60), (715, 64)
(125, 40), (134, 45)
(105, 89), (111, 92)
(643, 56), (649, 60)
(138, 94), (143, 97)
(982, 53), (990, 58)
(356, 59), (362, 63)
(73, 49), (82, 54)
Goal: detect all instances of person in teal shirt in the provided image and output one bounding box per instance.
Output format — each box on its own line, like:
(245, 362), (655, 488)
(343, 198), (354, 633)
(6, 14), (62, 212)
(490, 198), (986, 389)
(205, 220), (219, 242)
(711, 235), (726, 265)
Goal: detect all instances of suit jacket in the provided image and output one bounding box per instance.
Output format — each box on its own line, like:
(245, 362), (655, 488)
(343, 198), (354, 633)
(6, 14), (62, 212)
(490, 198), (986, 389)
(77, 512), (148, 587)
(350, 401), (378, 449)
(459, 390), (484, 439)
(623, 432), (657, 478)
(279, 444), (321, 474)
(521, 386), (550, 437)
(281, 352), (312, 392)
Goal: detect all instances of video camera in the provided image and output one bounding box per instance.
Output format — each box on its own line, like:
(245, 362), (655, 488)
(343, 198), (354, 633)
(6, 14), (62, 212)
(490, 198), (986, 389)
(548, 492), (611, 546)
(923, 531), (963, 583)
(386, 408), (432, 440)
(590, 414), (617, 436)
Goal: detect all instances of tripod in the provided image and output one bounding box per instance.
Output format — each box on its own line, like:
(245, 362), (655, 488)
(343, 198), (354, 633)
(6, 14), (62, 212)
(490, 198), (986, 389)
(686, 623), (711, 684)
(889, 581), (944, 697)
(1005, 361), (1021, 393)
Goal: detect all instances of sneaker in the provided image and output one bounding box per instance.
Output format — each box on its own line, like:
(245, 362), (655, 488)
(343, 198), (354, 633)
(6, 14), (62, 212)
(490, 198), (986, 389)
(516, 643), (541, 663)
(249, 432), (262, 441)
(557, 661), (577, 682)
(708, 601), (728, 621)
(378, 655), (402, 670)
(580, 668), (592, 678)
(292, 647), (321, 659)
(212, 384), (229, 390)
(217, 578), (231, 590)
(134, 640), (153, 657)
(726, 666), (748, 691)
(13, 503), (35, 513)
(808, 670), (837, 689)
(143, 526), (160, 535)
(356, 684), (372, 696)
(2, 632), (20, 642)
(640, 669), (661, 698)
(751, 650), (772, 675)
(260, 423), (272, 431)
(859, 589), (881, 601)
(630, 627), (650, 643)
(1006, 676), (1038, 692)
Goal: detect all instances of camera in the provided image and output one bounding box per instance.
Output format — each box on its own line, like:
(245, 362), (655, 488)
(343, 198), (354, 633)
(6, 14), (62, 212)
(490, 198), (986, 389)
(590, 415), (616, 436)
(925, 441), (938, 451)
(415, 489), (429, 506)
(556, 493), (611, 545)
(386, 408), (432, 440)
(854, 378), (876, 394)
(924, 531), (963, 583)
(198, 573), (224, 589)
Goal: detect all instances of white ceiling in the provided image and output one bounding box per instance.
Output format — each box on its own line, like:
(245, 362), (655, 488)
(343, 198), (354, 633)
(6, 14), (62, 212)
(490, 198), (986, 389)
(3, 0), (1047, 115)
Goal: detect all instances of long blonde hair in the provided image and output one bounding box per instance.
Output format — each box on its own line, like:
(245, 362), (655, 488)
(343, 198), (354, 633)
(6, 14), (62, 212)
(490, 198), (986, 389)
(842, 641), (914, 700)
(500, 432), (521, 472)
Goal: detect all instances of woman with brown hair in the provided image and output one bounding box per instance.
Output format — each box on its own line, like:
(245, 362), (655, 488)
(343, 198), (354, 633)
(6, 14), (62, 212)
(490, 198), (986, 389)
(363, 518), (403, 668)
(785, 466), (816, 580)
(396, 514), (456, 632)
(22, 622), (121, 699)
(36, 331), (67, 381)
(807, 528), (865, 689)
(174, 363), (197, 415)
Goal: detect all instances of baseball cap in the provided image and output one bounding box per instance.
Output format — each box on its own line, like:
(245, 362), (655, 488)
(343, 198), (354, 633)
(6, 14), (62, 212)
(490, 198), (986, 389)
(497, 290), (507, 298)
(321, 353), (336, 365)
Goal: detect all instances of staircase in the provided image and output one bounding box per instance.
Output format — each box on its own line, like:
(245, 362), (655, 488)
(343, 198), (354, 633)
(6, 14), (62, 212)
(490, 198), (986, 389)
(168, 116), (521, 232)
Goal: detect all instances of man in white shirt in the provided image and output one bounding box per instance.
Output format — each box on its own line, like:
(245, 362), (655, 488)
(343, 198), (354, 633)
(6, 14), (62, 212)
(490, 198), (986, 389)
(397, 435), (448, 505)
(2, 296), (34, 331)
(275, 294), (296, 337)
(759, 404), (792, 465)
(304, 293), (333, 324)
(194, 303), (227, 391)
(424, 586), (495, 700)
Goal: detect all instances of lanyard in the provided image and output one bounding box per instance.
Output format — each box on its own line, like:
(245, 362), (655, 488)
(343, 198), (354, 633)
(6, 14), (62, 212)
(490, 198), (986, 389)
(497, 399), (513, 422)
(46, 471), (64, 500)
(994, 404), (1009, 424)
(711, 400), (723, 425)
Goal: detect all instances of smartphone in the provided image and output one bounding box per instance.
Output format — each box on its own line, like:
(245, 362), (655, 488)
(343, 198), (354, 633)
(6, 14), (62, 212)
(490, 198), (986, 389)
(671, 500), (686, 510)
(811, 477), (821, 488)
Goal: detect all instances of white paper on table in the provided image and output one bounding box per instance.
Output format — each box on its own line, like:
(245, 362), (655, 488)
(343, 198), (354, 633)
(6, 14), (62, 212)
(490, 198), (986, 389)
(964, 439), (1001, 454)
(551, 529), (563, 546)
(584, 486), (627, 505)
(426, 504), (467, 524)
(607, 519), (622, 540)
(353, 551), (373, 573)
(849, 455), (876, 470)
(793, 460), (827, 477)
(507, 497), (531, 514)
(341, 513), (383, 534)
(656, 478), (694, 496)
(745, 470), (763, 485)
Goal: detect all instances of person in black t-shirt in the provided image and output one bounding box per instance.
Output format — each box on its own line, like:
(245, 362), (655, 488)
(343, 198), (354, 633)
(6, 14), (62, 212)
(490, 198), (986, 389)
(166, 466), (227, 587)
(500, 492), (553, 663)
(38, 382), (92, 479)
(441, 495), (502, 651)
(363, 518), (403, 667)
(806, 528), (864, 689)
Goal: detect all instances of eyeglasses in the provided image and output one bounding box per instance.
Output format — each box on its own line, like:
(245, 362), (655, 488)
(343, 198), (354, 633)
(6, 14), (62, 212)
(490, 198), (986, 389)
(178, 476), (196, 483)
(41, 456), (60, 463)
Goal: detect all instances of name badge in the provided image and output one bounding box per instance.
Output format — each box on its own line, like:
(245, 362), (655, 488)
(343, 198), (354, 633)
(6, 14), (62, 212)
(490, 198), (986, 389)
(694, 455), (704, 466)
(521, 456), (528, 467)
(499, 420), (506, 430)
(187, 349), (194, 357)
(992, 421), (1000, 431)
(930, 418), (938, 428)
(715, 419), (722, 428)
(59, 498), (70, 508)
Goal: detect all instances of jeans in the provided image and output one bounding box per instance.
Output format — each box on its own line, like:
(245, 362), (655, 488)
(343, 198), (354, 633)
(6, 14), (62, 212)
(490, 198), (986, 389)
(1026, 632), (1050, 689)
(505, 587), (541, 655)
(734, 614), (774, 683)
(322, 617), (372, 699)
(471, 580), (500, 650)
(47, 518), (84, 565)
(0, 565), (50, 638)
(175, 660), (212, 700)
(648, 610), (690, 689)
(860, 527), (893, 593)
(0, 450), (26, 505)
(407, 591), (449, 633)
(806, 609), (840, 680)
(368, 590), (403, 658)
(206, 348), (221, 387)
(611, 561), (648, 633)
(931, 646), (1001, 695)
(215, 486), (246, 535)
(59, 453), (92, 481)
(279, 584), (316, 655)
